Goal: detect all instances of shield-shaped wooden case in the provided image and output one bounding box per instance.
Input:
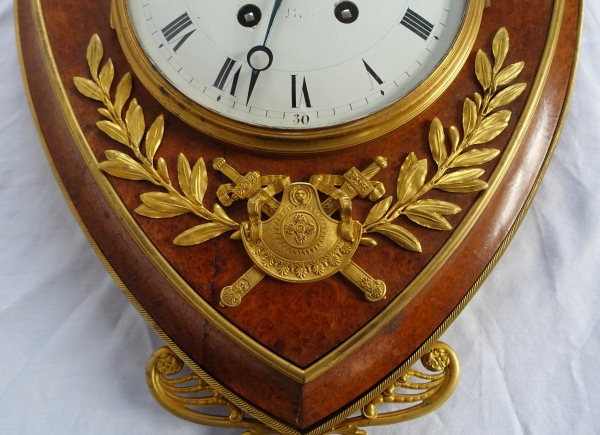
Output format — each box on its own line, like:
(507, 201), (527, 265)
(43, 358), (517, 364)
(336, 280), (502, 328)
(16, 0), (582, 433)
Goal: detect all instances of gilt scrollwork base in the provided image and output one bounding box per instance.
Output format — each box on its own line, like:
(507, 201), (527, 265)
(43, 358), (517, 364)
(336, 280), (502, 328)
(146, 342), (459, 435)
(145, 347), (272, 434)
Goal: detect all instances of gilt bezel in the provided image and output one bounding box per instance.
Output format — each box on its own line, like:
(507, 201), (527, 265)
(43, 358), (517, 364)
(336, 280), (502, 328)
(111, 0), (484, 156)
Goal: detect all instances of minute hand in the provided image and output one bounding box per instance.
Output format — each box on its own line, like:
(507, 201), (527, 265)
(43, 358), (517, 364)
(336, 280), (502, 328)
(263, 0), (284, 46)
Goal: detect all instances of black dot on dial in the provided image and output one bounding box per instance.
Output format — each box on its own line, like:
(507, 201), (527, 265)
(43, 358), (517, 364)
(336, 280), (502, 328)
(238, 4), (262, 28)
(335, 1), (359, 24)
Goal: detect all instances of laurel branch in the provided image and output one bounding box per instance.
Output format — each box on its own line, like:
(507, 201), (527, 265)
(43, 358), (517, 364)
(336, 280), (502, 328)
(74, 34), (239, 246)
(75, 28), (525, 254)
(362, 28), (526, 252)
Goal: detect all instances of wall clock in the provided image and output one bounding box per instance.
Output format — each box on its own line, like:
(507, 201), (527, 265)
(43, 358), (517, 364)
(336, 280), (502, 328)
(13, 0), (584, 434)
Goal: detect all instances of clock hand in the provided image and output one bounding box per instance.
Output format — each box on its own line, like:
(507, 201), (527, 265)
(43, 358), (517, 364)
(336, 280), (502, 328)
(247, 68), (260, 105)
(246, 45), (274, 105)
(263, 0), (284, 46)
(246, 0), (284, 105)
(245, 44), (274, 105)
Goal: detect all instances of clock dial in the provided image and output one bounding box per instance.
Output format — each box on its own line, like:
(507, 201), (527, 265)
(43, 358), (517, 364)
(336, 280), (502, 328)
(127, 0), (469, 130)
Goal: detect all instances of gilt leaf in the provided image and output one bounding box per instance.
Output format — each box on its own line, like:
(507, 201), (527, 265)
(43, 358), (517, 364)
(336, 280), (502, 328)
(372, 223), (422, 253)
(174, 223), (233, 246)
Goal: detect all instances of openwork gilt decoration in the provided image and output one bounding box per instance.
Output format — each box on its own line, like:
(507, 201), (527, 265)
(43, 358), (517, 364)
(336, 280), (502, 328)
(74, 28), (525, 308)
(145, 347), (268, 434)
(146, 343), (459, 435)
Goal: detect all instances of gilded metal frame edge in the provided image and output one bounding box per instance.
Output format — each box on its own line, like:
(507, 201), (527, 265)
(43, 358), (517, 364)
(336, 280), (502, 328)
(22, 0), (568, 385)
(15, 0), (582, 433)
(112, 0), (484, 156)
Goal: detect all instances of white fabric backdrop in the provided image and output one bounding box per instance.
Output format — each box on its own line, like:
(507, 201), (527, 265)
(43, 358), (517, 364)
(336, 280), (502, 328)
(1, 1), (599, 434)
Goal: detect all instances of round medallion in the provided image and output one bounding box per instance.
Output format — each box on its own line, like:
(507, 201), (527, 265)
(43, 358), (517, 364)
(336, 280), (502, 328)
(282, 211), (320, 249)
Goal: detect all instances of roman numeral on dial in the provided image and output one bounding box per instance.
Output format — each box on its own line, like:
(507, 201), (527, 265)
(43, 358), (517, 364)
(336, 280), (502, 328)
(161, 13), (196, 52)
(291, 75), (312, 108)
(213, 58), (242, 97)
(400, 8), (434, 40)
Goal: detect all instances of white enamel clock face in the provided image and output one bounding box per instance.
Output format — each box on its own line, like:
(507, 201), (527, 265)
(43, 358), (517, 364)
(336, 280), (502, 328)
(128, 0), (468, 130)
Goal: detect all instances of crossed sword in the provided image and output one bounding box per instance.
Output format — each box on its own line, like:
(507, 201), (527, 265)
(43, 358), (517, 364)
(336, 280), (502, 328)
(213, 157), (389, 308)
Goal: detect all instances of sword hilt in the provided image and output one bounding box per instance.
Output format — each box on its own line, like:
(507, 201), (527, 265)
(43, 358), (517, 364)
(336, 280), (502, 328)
(213, 157), (243, 184)
(362, 156), (388, 179)
(320, 156), (388, 215)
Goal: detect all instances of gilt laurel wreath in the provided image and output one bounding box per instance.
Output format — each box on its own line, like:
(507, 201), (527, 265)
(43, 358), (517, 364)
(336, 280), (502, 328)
(74, 28), (526, 253)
